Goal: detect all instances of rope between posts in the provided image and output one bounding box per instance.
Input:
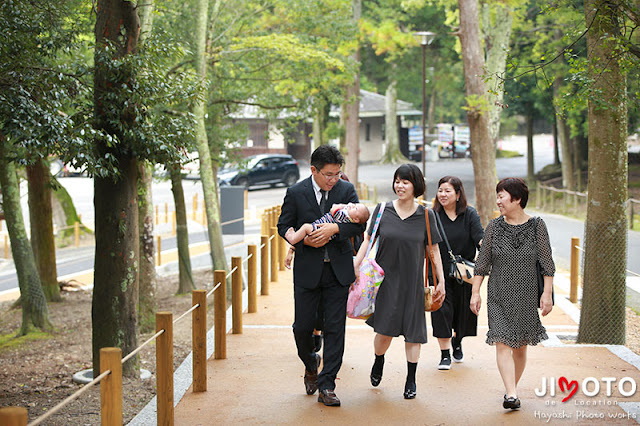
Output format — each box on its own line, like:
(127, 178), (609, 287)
(227, 266), (237, 279)
(269, 235), (275, 241)
(28, 370), (111, 426)
(220, 217), (244, 226)
(574, 245), (639, 277)
(174, 304), (199, 325)
(122, 330), (165, 364)
(260, 243), (266, 249)
(207, 281), (222, 298)
(244, 253), (253, 263)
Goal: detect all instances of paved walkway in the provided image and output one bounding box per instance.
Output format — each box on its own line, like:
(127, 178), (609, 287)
(170, 264), (640, 425)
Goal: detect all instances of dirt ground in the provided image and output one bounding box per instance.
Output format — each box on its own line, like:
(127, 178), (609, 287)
(1, 270), (640, 425)
(0, 269), (214, 425)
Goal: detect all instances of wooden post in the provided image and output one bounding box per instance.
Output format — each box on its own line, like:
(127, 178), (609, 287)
(278, 233), (285, 271)
(192, 195), (197, 221)
(156, 312), (174, 426)
(165, 203), (169, 224)
(214, 270), (227, 359)
(155, 205), (159, 225)
(157, 236), (162, 266)
(570, 237), (580, 303)
(192, 290), (207, 392)
(248, 244), (257, 313)
(100, 347), (123, 426)
(172, 211), (176, 236)
(261, 212), (268, 236)
(74, 221), (80, 247)
(261, 235), (269, 296)
(232, 256), (243, 334)
(244, 189), (248, 210)
(270, 227), (278, 282)
(0, 407), (28, 426)
(373, 186), (378, 203)
(202, 207), (206, 225)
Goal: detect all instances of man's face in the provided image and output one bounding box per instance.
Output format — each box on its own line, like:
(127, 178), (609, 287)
(311, 163), (341, 192)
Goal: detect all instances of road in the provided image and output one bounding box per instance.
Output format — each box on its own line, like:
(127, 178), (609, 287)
(2, 134), (638, 294)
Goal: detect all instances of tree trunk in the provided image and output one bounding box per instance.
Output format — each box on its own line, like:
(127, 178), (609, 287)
(0, 136), (52, 335)
(137, 162), (156, 333)
(427, 79), (437, 136)
(526, 114), (535, 186)
(194, 0), (227, 275)
(458, 0), (496, 227)
(27, 160), (61, 302)
(382, 78), (406, 163)
(343, 0), (361, 185)
(552, 119), (560, 165)
(577, 0), (627, 345)
(556, 115), (575, 189)
(313, 105), (324, 149)
(482, 2), (513, 148)
(170, 164), (195, 294)
(92, 0), (140, 377)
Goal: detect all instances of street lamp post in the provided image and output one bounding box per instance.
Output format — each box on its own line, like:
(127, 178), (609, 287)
(414, 31), (435, 176)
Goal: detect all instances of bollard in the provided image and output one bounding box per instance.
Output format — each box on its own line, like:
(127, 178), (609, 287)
(261, 212), (268, 236)
(192, 195), (197, 221)
(157, 236), (162, 266)
(373, 186), (378, 203)
(570, 237), (580, 303)
(165, 203), (169, 224)
(231, 256), (243, 334)
(0, 407), (28, 426)
(155, 205), (159, 225)
(172, 211), (176, 236)
(261, 236), (269, 296)
(192, 290), (207, 392)
(270, 227), (278, 282)
(156, 312), (174, 426)
(75, 221), (80, 247)
(278, 233), (285, 272)
(100, 347), (123, 426)
(248, 244), (257, 313)
(214, 270), (227, 359)
(244, 189), (248, 210)
(202, 207), (206, 225)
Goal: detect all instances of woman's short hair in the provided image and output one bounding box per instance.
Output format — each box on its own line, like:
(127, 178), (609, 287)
(433, 176), (468, 215)
(392, 164), (425, 198)
(310, 145), (344, 170)
(496, 177), (529, 208)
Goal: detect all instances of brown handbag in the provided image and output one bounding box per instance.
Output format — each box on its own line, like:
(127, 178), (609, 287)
(424, 206), (443, 312)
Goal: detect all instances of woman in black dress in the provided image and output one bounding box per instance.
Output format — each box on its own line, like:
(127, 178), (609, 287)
(430, 176), (484, 370)
(353, 164), (445, 399)
(470, 177), (554, 410)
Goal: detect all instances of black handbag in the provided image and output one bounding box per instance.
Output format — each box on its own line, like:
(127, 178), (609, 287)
(534, 217), (554, 305)
(434, 212), (474, 284)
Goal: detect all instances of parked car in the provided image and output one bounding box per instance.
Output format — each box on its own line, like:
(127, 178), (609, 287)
(217, 154), (300, 189)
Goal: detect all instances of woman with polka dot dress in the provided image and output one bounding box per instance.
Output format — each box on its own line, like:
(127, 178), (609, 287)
(470, 177), (555, 411)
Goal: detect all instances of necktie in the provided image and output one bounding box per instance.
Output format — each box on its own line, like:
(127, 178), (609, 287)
(319, 189), (330, 261)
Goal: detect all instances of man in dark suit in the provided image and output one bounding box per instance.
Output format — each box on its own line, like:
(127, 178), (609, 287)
(277, 145), (364, 407)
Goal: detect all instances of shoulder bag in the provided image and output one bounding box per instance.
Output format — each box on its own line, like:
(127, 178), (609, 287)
(347, 203), (386, 319)
(534, 217), (554, 305)
(424, 207), (443, 312)
(434, 212), (474, 284)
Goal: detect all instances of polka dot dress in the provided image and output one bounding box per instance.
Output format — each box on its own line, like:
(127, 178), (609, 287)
(474, 216), (555, 348)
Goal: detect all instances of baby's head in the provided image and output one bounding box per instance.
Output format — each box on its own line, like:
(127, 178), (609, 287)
(345, 203), (370, 224)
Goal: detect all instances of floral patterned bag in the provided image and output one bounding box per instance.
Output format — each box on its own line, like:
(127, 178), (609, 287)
(347, 203), (385, 320)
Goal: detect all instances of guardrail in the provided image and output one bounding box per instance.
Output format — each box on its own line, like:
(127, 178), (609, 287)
(0, 205), (284, 425)
(536, 185), (639, 230)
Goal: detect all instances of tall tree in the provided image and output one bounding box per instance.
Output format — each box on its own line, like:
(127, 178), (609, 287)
(0, 136), (52, 335)
(27, 160), (61, 302)
(170, 164), (195, 294)
(344, 0), (362, 184)
(578, 0), (629, 344)
(458, 0), (496, 226)
(92, 0), (142, 376)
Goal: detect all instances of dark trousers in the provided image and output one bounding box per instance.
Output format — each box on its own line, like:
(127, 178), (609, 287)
(293, 263), (348, 391)
(431, 276), (478, 338)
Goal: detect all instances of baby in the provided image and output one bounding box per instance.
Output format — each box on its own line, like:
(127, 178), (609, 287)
(284, 202), (370, 246)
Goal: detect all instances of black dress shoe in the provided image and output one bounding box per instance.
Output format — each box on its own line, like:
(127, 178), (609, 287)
(318, 389), (341, 406)
(503, 395), (521, 410)
(304, 354), (321, 395)
(403, 382), (416, 399)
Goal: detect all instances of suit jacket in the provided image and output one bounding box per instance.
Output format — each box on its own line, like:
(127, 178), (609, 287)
(278, 177), (364, 289)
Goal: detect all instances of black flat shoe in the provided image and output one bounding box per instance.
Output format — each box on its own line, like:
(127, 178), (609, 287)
(370, 372), (382, 387)
(403, 382), (416, 399)
(503, 395), (521, 410)
(313, 334), (323, 353)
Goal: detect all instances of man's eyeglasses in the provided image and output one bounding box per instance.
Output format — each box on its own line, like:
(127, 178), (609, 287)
(318, 171), (341, 182)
